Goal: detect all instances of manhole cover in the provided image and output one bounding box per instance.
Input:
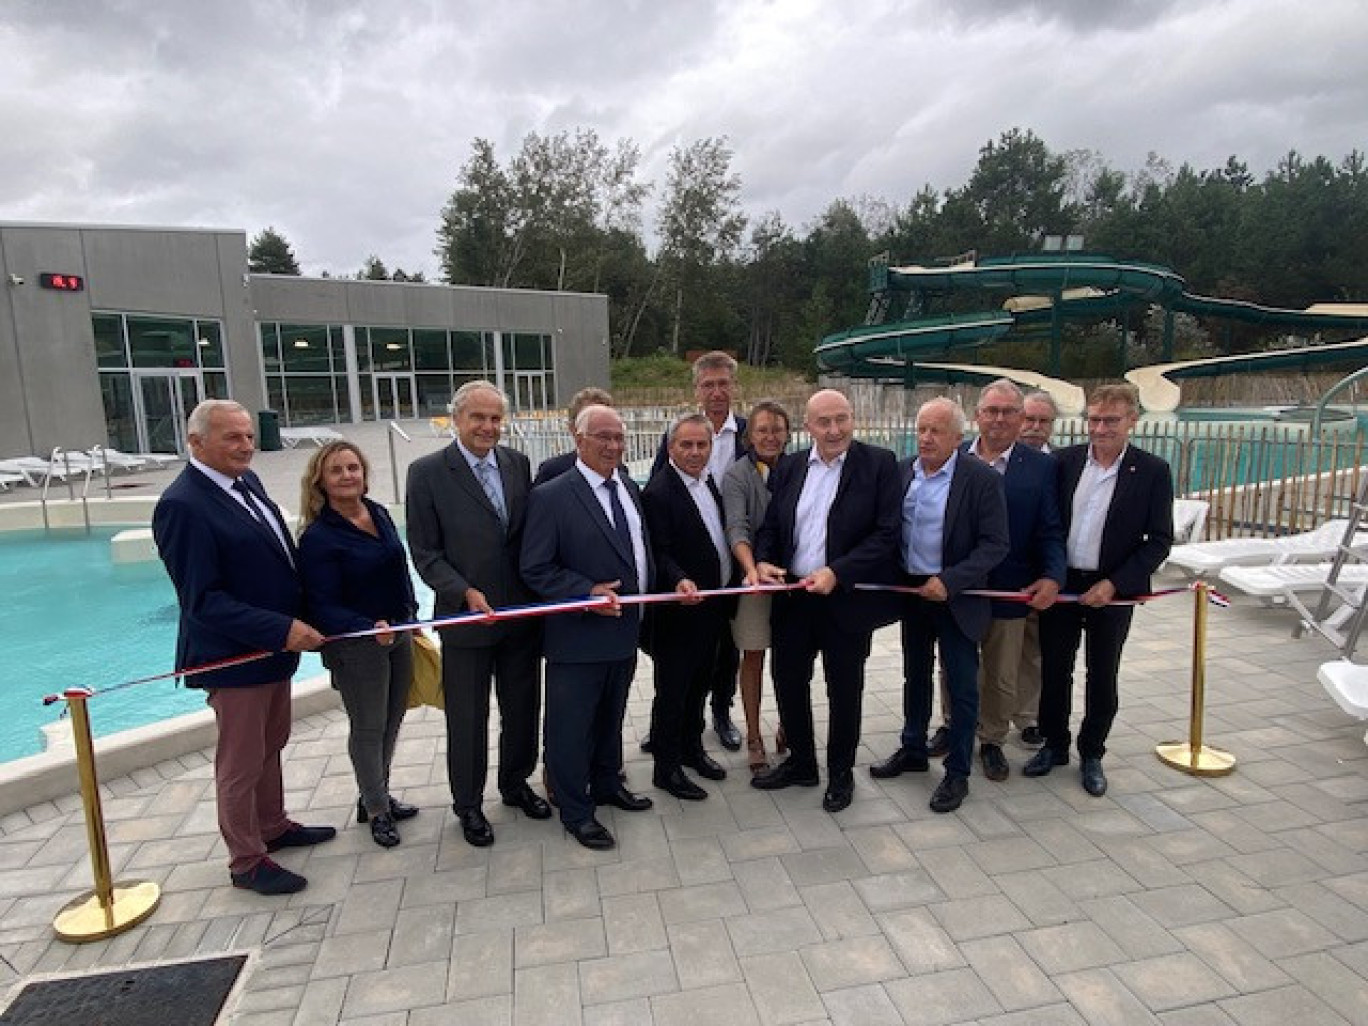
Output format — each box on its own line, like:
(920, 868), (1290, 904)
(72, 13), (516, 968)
(0, 954), (247, 1026)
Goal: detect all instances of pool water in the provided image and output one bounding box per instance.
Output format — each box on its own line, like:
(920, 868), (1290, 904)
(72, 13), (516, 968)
(0, 529), (431, 763)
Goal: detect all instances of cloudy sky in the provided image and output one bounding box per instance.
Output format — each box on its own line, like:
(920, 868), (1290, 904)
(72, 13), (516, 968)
(3, 0), (1365, 277)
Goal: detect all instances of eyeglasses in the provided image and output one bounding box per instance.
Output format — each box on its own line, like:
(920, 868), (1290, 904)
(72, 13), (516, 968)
(584, 431), (626, 446)
(1086, 416), (1125, 428)
(979, 406), (1021, 418)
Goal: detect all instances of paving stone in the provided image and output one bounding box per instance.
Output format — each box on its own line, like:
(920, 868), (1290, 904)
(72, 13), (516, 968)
(928, 893), (1032, 942)
(333, 878), (404, 936)
(658, 880), (745, 925)
(1277, 951), (1368, 1026)
(819, 983), (902, 1026)
(455, 889), (545, 935)
(667, 919), (742, 989)
(514, 916), (606, 968)
(1231, 907), (1341, 959)
(388, 903), (455, 967)
(513, 962), (581, 1026)
(651, 981), (759, 1026)
(601, 892), (667, 953)
(1130, 884), (1236, 928)
(670, 836), (732, 885)
(993, 868), (1079, 927)
(1217, 983), (1351, 1026)
(876, 908), (966, 975)
(577, 948), (678, 1005)
(411, 994), (511, 1025)
(1053, 967), (1161, 1025)
(884, 967), (1002, 1025)
(850, 868), (942, 912)
(728, 904), (823, 956)
(781, 845), (870, 888)
(596, 856), (680, 896)
(448, 929), (513, 1002)
(799, 880), (879, 941)
(312, 929), (391, 979)
(916, 845), (1000, 900)
(740, 950), (825, 1025)
(842, 825), (917, 874)
(1018, 921), (1128, 975)
(1112, 951), (1238, 1012)
(1079, 895), (1186, 960)
(1154, 1008), (1239, 1026)
(581, 996), (649, 1026)
(340, 961), (449, 1018)
(730, 855), (803, 911)
(800, 934), (906, 992)
(959, 934), (1062, 1011)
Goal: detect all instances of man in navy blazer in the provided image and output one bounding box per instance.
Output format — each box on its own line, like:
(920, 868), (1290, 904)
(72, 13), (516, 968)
(532, 386), (614, 487)
(641, 414), (737, 801)
(1025, 383), (1173, 797)
(521, 404), (655, 850)
(871, 398), (1009, 814)
(648, 351), (749, 751)
(753, 389), (902, 813)
(152, 400), (331, 896)
(951, 381), (1064, 782)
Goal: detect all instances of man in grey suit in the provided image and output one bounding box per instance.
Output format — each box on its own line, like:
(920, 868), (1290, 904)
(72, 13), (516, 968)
(407, 380), (552, 848)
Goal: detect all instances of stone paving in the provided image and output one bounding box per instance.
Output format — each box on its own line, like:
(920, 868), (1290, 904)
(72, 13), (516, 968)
(1, 573), (1366, 1025)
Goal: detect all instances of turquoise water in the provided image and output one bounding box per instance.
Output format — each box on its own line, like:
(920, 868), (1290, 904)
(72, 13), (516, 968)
(0, 529), (431, 763)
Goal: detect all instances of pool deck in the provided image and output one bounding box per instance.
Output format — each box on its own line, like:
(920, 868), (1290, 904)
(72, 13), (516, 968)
(1, 424), (1366, 1024)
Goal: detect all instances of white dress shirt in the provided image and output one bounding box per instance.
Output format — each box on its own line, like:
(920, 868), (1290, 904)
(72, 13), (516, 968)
(791, 449), (847, 577)
(577, 460), (649, 594)
(705, 412), (740, 486)
(191, 456), (293, 558)
(673, 463), (730, 584)
(1067, 445), (1126, 571)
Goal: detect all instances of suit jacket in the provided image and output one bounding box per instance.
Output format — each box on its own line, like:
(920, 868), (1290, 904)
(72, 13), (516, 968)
(152, 465), (302, 688)
(962, 441), (1066, 619)
(521, 464), (655, 663)
(756, 439), (902, 633)
(1055, 443), (1174, 596)
(406, 442), (536, 646)
(641, 465), (737, 655)
(533, 450), (577, 487)
(648, 414), (748, 480)
(901, 452), (1010, 642)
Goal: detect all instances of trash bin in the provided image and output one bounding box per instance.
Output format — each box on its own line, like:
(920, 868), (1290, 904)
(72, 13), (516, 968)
(257, 410), (282, 452)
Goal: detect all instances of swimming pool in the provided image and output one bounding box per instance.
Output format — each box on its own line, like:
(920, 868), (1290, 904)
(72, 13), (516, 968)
(0, 529), (432, 763)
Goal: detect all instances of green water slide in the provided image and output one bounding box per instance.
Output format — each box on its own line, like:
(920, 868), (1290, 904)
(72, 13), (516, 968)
(816, 252), (1368, 381)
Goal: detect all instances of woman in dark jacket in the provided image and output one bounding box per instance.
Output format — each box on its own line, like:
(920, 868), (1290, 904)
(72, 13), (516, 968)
(298, 441), (418, 847)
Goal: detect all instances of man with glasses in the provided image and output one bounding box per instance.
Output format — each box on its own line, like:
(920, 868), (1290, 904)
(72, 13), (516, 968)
(522, 405), (655, 850)
(1024, 383), (1173, 797)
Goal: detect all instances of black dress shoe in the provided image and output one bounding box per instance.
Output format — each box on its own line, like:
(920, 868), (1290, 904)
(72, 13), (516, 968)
(231, 858), (306, 895)
(370, 813), (400, 848)
(358, 797), (420, 823)
(654, 768), (708, 800)
(265, 823), (337, 852)
(595, 786), (654, 812)
(1019, 725), (1044, 747)
(929, 773), (969, 814)
(639, 732), (654, 754)
(502, 785), (554, 820)
(685, 750), (727, 781)
(869, 746), (930, 779)
(713, 712), (742, 751)
(927, 726), (951, 758)
(980, 743), (1010, 782)
(566, 818), (616, 851)
(1022, 747), (1070, 778)
(822, 772), (854, 813)
(1081, 757), (1108, 797)
(455, 806), (494, 847)
(750, 758), (820, 790)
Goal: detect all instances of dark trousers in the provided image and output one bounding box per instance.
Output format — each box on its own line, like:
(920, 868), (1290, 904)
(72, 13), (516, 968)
(650, 620), (725, 773)
(709, 635), (739, 714)
(899, 597), (980, 779)
(545, 657), (635, 828)
(1038, 570), (1134, 760)
(769, 591), (873, 779)
(439, 623), (541, 811)
(325, 634), (413, 815)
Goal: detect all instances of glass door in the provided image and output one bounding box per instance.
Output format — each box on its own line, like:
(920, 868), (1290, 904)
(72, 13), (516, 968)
(512, 371), (549, 413)
(373, 373), (417, 420)
(134, 371), (202, 454)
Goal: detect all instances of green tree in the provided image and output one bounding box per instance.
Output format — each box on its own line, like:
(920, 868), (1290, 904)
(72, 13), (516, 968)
(359, 255), (390, 280)
(657, 137), (747, 353)
(248, 227), (301, 275)
(959, 127), (1074, 252)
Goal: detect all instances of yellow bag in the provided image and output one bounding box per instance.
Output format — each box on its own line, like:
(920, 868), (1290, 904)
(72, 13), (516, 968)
(406, 631), (444, 709)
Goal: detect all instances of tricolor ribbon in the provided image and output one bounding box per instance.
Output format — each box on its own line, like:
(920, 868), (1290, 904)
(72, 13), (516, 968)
(854, 582), (1229, 606)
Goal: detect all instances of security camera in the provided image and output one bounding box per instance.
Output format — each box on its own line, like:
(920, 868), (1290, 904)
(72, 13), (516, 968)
(6, 274), (23, 286)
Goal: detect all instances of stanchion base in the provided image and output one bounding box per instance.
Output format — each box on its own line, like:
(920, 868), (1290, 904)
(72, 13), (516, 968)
(1155, 741), (1237, 777)
(53, 879), (161, 943)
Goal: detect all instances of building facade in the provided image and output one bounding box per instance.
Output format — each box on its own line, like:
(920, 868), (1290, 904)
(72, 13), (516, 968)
(0, 223), (610, 456)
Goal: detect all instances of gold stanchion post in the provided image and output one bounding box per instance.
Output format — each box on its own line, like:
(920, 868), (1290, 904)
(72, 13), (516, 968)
(1156, 582), (1237, 776)
(51, 687), (161, 943)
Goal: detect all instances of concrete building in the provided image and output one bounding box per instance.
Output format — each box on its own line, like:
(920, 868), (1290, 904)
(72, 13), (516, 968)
(0, 222), (610, 456)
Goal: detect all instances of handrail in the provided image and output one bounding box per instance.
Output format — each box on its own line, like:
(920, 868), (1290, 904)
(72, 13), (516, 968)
(387, 421), (411, 505)
(1311, 366), (1368, 433)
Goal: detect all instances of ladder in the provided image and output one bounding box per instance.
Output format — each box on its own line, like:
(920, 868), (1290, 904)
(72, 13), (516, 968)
(1290, 473), (1368, 656)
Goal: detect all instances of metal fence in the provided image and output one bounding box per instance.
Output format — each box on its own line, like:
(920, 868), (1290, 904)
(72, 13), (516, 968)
(508, 411), (1368, 543)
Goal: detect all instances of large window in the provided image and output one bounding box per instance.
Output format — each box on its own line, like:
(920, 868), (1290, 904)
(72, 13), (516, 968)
(260, 321), (346, 425)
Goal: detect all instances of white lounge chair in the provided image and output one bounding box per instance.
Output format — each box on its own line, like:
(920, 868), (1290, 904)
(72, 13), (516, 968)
(1173, 498), (1210, 544)
(279, 427), (345, 448)
(0, 457), (86, 485)
(0, 471), (25, 491)
(1165, 518), (1365, 577)
(1318, 660), (1368, 747)
(1219, 562), (1368, 603)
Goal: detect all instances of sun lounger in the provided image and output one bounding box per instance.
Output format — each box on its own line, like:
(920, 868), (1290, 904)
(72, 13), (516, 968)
(1165, 518), (1364, 577)
(0, 471), (25, 491)
(279, 427), (346, 448)
(91, 448), (180, 472)
(1218, 562), (1368, 602)
(1173, 498), (1210, 544)
(0, 457), (87, 485)
(1318, 660), (1368, 747)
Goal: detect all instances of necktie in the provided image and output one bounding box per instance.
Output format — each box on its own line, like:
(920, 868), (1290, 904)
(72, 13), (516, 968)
(476, 460), (507, 526)
(233, 479), (292, 563)
(603, 477), (633, 553)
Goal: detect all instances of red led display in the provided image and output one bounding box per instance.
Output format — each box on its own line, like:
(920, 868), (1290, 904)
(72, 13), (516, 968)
(39, 273), (85, 292)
